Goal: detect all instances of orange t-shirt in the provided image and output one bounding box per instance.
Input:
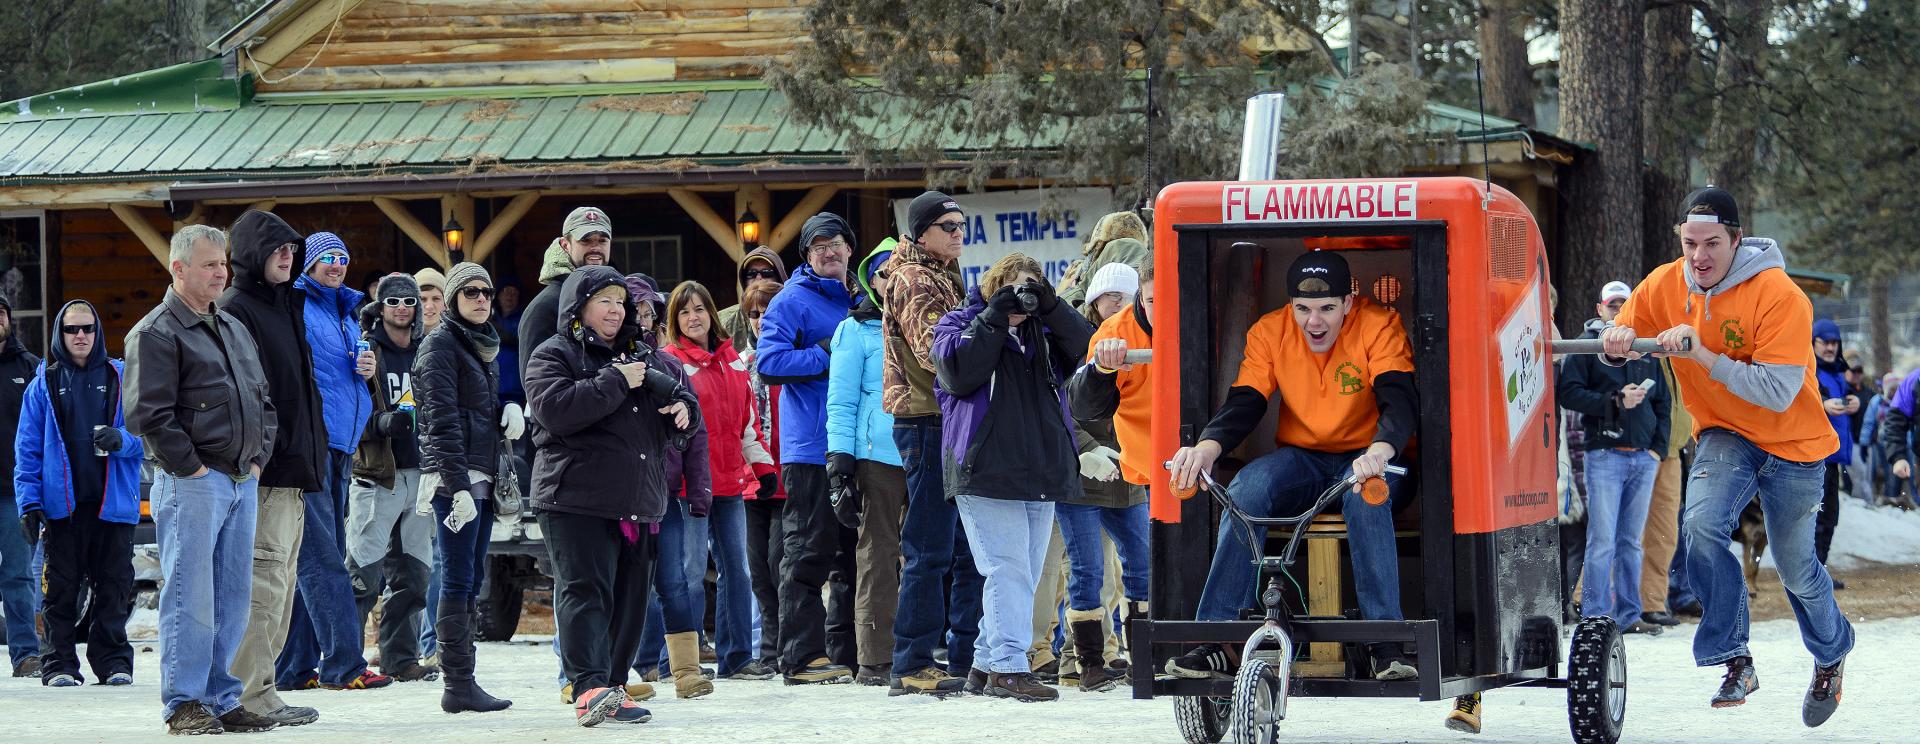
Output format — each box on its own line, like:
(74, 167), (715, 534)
(1085, 307), (1154, 485)
(1612, 258), (1838, 463)
(1231, 298), (1415, 453)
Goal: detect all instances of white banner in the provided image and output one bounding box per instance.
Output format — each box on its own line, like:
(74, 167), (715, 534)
(890, 187), (1114, 291)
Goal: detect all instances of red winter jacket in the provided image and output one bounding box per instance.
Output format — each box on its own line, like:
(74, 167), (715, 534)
(744, 347), (785, 500)
(669, 338), (774, 498)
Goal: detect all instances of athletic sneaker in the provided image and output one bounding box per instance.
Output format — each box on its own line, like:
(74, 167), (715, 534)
(165, 702), (223, 736)
(1370, 646), (1418, 681)
(1445, 692), (1483, 734)
(608, 698), (652, 724)
(105, 672), (133, 686)
(1803, 658), (1843, 727)
(1711, 656), (1758, 708)
(723, 660), (778, 681)
(262, 705), (320, 726)
(217, 707), (280, 733)
(276, 673), (319, 691)
(1165, 644), (1232, 680)
(573, 686), (624, 728)
(44, 673), (81, 687)
(322, 669), (394, 690)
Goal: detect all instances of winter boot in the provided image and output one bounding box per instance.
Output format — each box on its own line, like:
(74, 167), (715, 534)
(667, 631), (715, 699)
(437, 602), (513, 713)
(783, 657), (853, 685)
(1445, 692), (1483, 734)
(985, 672), (1059, 702)
(1068, 608), (1121, 692)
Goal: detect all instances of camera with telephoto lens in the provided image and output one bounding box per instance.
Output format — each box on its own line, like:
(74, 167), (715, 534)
(1013, 283), (1041, 314)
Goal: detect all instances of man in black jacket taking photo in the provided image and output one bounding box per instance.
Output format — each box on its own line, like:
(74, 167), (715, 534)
(1557, 280), (1672, 637)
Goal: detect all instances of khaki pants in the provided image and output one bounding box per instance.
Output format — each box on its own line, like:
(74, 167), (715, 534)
(1639, 456), (1684, 613)
(1029, 526), (1123, 672)
(853, 462), (907, 668)
(231, 487), (306, 714)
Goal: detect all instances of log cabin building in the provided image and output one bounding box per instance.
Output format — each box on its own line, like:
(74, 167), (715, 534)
(0, 0), (1579, 354)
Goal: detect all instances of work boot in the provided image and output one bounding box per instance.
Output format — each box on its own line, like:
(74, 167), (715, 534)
(1711, 656), (1759, 708)
(1068, 608), (1122, 693)
(165, 702), (223, 736)
(11, 657), (40, 678)
(387, 660), (440, 682)
(216, 707), (280, 733)
(1640, 611), (1681, 627)
(1166, 644), (1233, 680)
(438, 602), (512, 713)
(723, 660), (778, 681)
(784, 657), (852, 685)
(856, 663), (892, 686)
(964, 667), (988, 695)
(262, 705), (319, 727)
(985, 672), (1059, 702)
(667, 631), (715, 699)
(888, 666), (965, 697)
(1445, 692), (1483, 734)
(1623, 621), (1665, 636)
(1803, 657), (1844, 727)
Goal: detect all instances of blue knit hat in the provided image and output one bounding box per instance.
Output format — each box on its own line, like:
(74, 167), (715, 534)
(303, 232), (348, 272)
(1812, 318), (1841, 342)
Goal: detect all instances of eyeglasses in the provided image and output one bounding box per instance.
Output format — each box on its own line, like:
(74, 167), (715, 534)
(741, 267), (780, 281)
(459, 287), (496, 301)
(808, 239), (849, 255)
(60, 325), (93, 336)
(931, 221), (966, 235)
(382, 297), (418, 307)
(317, 254), (350, 266)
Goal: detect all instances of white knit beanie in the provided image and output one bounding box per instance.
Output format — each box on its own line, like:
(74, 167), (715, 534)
(1084, 262), (1139, 306)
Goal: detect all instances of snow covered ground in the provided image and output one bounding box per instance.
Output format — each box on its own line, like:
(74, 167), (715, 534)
(1762, 496), (1920, 571)
(4, 616), (1913, 743)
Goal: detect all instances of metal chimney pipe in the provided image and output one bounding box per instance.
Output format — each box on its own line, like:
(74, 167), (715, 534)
(1238, 93), (1286, 181)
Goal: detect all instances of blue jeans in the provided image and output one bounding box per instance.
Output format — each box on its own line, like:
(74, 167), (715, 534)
(635, 499), (703, 672)
(1685, 430), (1854, 667)
(433, 485), (495, 605)
(890, 418), (983, 676)
(956, 495), (1054, 674)
(705, 497), (753, 676)
(1055, 502), (1150, 610)
(155, 470), (258, 720)
(421, 562), (442, 652)
(1194, 447), (1410, 623)
(0, 495), (41, 667)
(1581, 449), (1660, 627)
(275, 450), (368, 687)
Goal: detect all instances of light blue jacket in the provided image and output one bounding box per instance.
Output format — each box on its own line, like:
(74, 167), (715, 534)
(825, 313), (901, 467)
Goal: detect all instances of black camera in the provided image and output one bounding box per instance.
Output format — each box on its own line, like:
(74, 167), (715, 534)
(1013, 284), (1041, 314)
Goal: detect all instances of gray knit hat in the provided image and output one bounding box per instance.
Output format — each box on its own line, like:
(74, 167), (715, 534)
(445, 262), (493, 295)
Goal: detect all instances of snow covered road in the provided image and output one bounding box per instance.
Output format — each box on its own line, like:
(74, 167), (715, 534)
(4, 616), (1912, 743)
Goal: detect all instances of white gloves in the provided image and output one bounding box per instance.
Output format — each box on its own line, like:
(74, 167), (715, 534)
(445, 490), (478, 532)
(1078, 446), (1122, 482)
(416, 471), (442, 516)
(501, 402), (526, 441)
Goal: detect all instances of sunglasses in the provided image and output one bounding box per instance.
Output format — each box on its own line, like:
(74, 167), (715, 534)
(382, 297), (418, 307)
(931, 221), (966, 235)
(741, 267), (780, 281)
(317, 254), (350, 266)
(61, 325), (94, 336)
(459, 287), (495, 301)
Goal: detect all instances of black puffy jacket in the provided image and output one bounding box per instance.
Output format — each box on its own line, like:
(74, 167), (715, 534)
(216, 210), (327, 492)
(0, 302), (42, 502)
(414, 315), (500, 497)
(527, 266), (700, 523)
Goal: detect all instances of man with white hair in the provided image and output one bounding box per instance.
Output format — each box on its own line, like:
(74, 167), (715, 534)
(125, 224), (279, 735)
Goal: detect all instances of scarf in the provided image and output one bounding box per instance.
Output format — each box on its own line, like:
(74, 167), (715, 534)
(456, 316), (501, 363)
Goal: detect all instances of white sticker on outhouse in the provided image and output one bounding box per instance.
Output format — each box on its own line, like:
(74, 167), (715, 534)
(1499, 277), (1548, 446)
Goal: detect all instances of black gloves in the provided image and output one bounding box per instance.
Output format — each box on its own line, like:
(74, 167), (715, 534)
(756, 472), (779, 499)
(20, 509), (43, 548)
(378, 411), (413, 439)
(91, 426), (123, 454)
(1023, 278), (1060, 315)
(981, 285), (1024, 327)
(827, 453), (863, 530)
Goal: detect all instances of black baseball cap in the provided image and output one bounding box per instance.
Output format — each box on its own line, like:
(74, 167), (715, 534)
(1678, 186), (1741, 229)
(1286, 250), (1351, 299)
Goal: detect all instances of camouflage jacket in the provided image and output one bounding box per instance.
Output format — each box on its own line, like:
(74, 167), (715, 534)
(878, 239), (964, 418)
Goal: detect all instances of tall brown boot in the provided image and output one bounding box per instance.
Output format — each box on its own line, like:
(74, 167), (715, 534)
(1067, 608), (1121, 692)
(667, 631), (714, 699)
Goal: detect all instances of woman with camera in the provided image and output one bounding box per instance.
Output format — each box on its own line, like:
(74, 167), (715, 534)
(526, 265), (699, 727)
(412, 263), (512, 715)
(931, 253), (1093, 702)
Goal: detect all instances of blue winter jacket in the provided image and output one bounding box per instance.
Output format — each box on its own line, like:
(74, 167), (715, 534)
(825, 307), (901, 467)
(757, 263), (856, 465)
(14, 359), (144, 523)
(1816, 364), (1854, 464)
(298, 276), (373, 454)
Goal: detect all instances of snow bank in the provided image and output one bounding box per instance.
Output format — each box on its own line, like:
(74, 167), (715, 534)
(1758, 496), (1920, 570)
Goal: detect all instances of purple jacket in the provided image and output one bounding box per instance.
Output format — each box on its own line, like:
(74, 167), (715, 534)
(658, 346), (712, 517)
(932, 288), (1093, 502)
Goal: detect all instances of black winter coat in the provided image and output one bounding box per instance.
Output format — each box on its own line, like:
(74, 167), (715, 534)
(0, 312), (41, 502)
(527, 266), (700, 523)
(216, 210), (328, 492)
(1557, 321), (1672, 456)
(414, 317), (501, 496)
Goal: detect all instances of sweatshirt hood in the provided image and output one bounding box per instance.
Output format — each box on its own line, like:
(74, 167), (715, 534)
(1684, 237), (1784, 319)
(856, 238), (896, 310)
(229, 210), (305, 296)
(50, 300), (106, 370)
(538, 239), (573, 286)
(737, 245), (789, 296)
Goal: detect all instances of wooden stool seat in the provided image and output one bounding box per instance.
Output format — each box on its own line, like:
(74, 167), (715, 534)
(1282, 513), (1418, 678)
